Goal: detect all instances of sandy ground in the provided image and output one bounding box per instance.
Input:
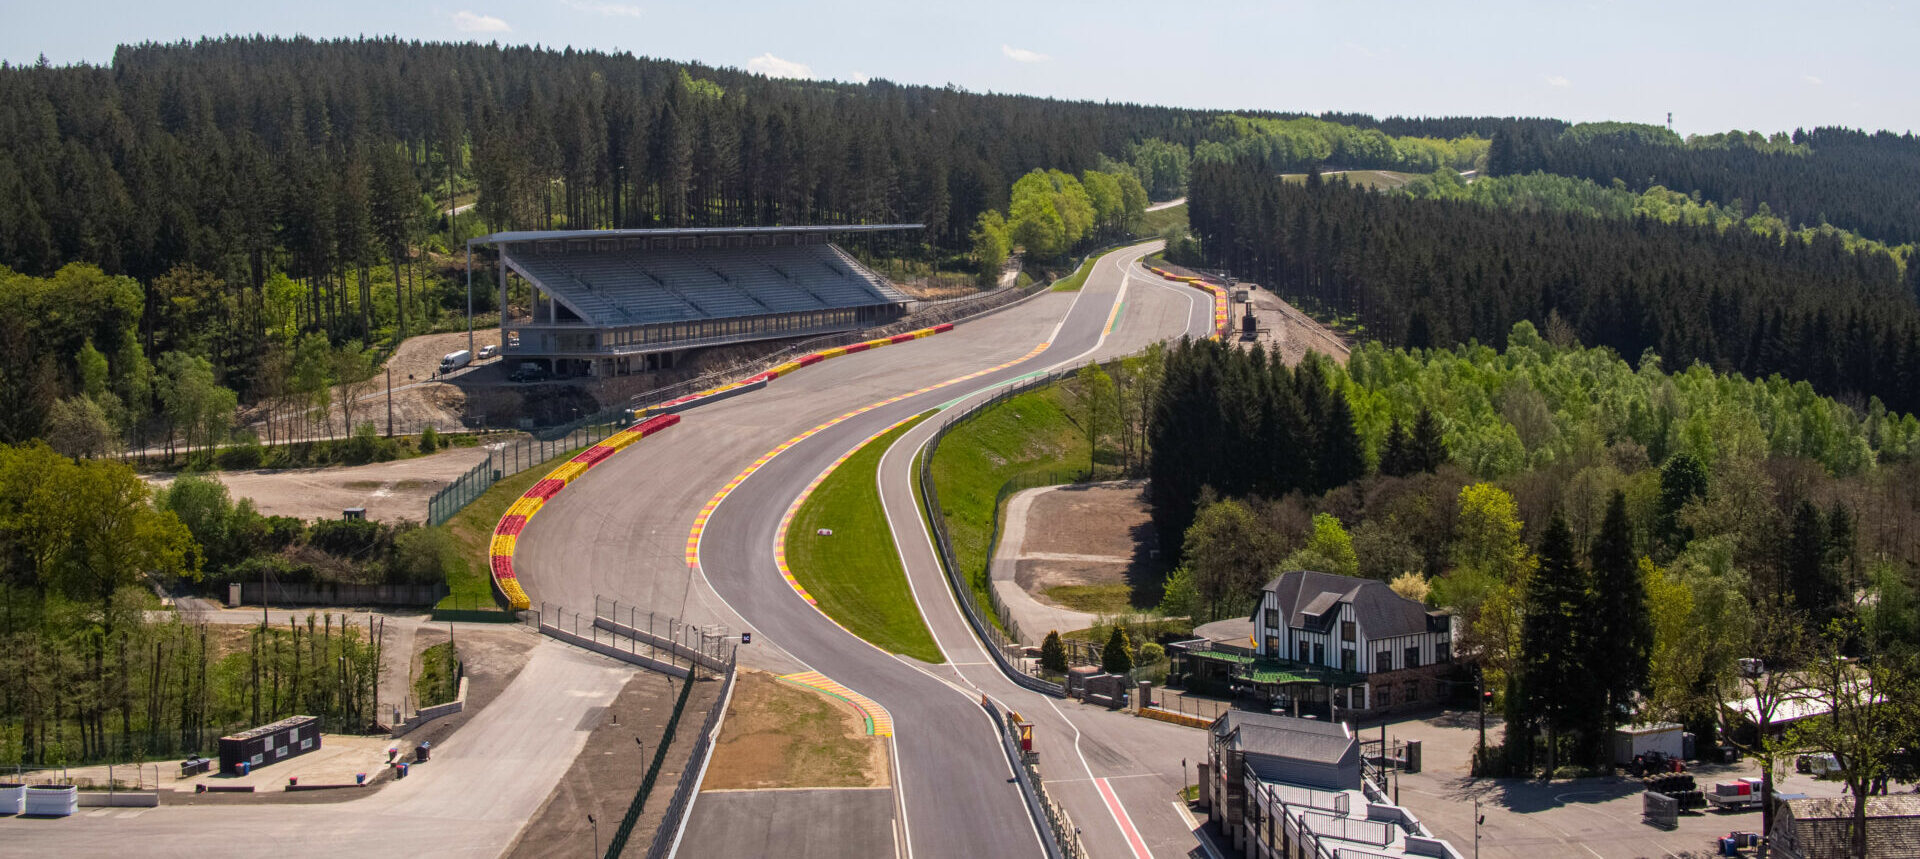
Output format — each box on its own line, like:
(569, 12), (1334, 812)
(700, 670), (889, 791)
(507, 669), (722, 859)
(145, 444), (495, 523)
(993, 481), (1159, 642)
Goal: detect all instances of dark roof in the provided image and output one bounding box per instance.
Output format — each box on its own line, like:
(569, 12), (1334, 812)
(468, 223), (922, 246)
(1212, 711), (1356, 767)
(1779, 795), (1920, 858)
(1259, 570), (1433, 639)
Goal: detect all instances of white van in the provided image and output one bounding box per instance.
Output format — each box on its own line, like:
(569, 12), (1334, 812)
(439, 350), (473, 373)
(478, 344), (499, 360)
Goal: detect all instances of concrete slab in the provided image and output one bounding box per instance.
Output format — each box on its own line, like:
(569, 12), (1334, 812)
(677, 788), (897, 859)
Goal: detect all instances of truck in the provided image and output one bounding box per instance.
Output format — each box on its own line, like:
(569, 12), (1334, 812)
(439, 350), (472, 374)
(1705, 777), (1766, 811)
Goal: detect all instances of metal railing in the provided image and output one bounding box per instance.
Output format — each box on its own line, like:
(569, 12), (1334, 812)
(424, 421), (624, 525)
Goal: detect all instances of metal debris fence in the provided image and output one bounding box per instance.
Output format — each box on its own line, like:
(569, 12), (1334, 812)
(645, 655), (737, 859)
(424, 421), (622, 525)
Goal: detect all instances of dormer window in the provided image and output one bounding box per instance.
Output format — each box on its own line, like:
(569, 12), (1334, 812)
(1341, 620), (1355, 642)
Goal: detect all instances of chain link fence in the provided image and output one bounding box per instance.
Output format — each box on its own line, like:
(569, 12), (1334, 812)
(645, 653), (737, 859)
(425, 421), (624, 525)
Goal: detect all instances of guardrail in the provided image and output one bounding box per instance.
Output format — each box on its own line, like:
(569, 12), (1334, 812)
(918, 366), (1088, 698)
(987, 703), (1085, 859)
(426, 421), (627, 525)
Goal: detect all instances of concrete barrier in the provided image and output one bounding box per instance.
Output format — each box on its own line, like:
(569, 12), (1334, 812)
(0, 783), (22, 814)
(539, 624), (689, 679)
(77, 791), (159, 808)
(391, 676), (468, 737)
(591, 617), (730, 674)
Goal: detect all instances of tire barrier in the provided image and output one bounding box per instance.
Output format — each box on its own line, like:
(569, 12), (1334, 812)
(488, 413), (682, 610)
(1144, 264), (1232, 341)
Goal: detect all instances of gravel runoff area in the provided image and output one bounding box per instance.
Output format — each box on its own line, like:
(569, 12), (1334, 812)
(144, 443), (495, 524)
(994, 480), (1161, 643)
(506, 669), (723, 859)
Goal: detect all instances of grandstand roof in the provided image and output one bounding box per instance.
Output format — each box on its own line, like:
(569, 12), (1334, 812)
(501, 240), (910, 328)
(468, 223), (922, 247)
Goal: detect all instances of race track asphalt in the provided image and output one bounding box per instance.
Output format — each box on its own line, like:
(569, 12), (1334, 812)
(514, 241), (1222, 858)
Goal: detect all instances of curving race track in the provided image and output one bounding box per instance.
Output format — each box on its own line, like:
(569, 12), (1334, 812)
(515, 241), (1219, 857)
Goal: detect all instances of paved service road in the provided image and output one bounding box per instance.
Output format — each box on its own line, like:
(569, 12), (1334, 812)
(0, 640), (632, 858)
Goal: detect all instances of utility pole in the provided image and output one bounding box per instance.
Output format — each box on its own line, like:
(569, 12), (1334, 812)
(386, 365), (394, 438)
(1474, 798), (1483, 859)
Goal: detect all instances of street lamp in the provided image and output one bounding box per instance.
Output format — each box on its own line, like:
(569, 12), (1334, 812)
(588, 813), (598, 857)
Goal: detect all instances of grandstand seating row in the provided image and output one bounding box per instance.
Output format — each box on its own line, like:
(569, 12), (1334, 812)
(508, 244), (908, 327)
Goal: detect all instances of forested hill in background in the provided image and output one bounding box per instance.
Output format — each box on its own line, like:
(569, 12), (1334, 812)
(1186, 158), (1920, 415)
(1489, 122), (1920, 245)
(0, 35), (1532, 286)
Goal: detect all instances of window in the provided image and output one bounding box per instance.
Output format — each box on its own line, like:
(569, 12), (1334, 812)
(1264, 636), (1279, 657)
(1405, 646), (1421, 669)
(1265, 608), (1280, 630)
(1341, 649), (1355, 672)
(1436, 642), (1451, 663)
(1313, 643), (1325, 666)
(1342, 620), (1356, 642)
(1403, 680), (1421, 703)
(1376, 650), (1393, 672)
(1375, 685), (1392, 708)
(1298, 639), (1310, 662)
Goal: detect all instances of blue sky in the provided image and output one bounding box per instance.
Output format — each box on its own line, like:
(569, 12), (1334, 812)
(2, 0), (1913, 136)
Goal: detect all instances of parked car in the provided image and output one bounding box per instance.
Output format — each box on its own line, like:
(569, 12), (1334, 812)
(509, 362), (549, 383)
(478, 344), (498, 360)
(1796, 752), (1843, 776)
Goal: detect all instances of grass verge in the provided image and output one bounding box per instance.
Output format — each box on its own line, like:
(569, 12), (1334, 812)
(1045, 584), (1134, 614)
(701, 671), (888, 790)
(413, 641), (461, 707)
(926, 384), (1088, 627)
(1141, 202), (1187, 236)
(1050, 253), (1099, 291)
(786, 413), (945, 664)
(437, 444), (586, 612)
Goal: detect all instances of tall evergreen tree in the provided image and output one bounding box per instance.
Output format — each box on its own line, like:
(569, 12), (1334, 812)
(1520, 512), (1601, 774)
(1587, 491), (1650, 754)
(1784, 500), (1837, 622)
(1656, 453), (1708, 555)
(1410, 407), (1447, 473)
(1378, 417), (1413, 476)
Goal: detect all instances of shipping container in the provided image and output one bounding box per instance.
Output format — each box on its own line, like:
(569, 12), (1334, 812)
(219, 715), (322, 775)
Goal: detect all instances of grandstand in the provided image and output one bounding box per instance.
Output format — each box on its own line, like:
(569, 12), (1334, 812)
(466, 225), (919, 378)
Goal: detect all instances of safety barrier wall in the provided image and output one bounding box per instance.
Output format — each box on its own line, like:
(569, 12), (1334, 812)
(426, 421), (627, 525)
(987, 703), (1084, 859)
(1144, 264), (1231, 340)
(487, 414), (682, 610)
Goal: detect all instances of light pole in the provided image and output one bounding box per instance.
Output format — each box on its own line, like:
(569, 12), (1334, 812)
(1474, 798), (1483, 859)
(588, 813), (598, 858)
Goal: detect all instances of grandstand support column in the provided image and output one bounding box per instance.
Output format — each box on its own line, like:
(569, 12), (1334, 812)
(499, 254), (508, 358)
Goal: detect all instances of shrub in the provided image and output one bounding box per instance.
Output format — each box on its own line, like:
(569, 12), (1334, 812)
(216, 441), (264, 470)
(1040, 630), (1069, 673)
(1102, 626), (1135, 675)
(418, 426), (439, 453)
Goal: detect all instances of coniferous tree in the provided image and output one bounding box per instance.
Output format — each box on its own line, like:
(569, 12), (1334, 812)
(1040, 630), (1068, 674)
(1101, 626), (1134, 675)
(1410, 408), (1447, 473)
(1379, 417), (1413, 476)
(1656, 453), (1709, 555)
(1587, 491), (1650, 752)
(1784, 500), (1837, 622)
(1520, 512), (1601, 774)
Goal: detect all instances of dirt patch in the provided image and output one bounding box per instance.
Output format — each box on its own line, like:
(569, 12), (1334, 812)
(145, 444), (497, 523)
(701, 670), (889, 791)
(508, 670), (723, 859)
(1015, 481), (1163, 609)
(1149, 259), (1349, 366)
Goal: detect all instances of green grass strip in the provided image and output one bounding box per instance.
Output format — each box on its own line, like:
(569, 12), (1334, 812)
(436, 443), (587, 612)
(1051, 252), (1100, 291)
(787, 412), (945, 664)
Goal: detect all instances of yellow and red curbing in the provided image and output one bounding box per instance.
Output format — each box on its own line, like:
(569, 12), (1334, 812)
(487, 413), (683, 610)
(780, 670), (895, 736)
(642, 323), (957, 416)
(1145, 265), (1231, 341)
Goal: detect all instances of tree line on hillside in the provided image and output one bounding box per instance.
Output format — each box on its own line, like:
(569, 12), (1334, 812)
(1147, 326), (1920, 794)
(1490, 122), (1920, 245)
(1186, 156), (1920, 414)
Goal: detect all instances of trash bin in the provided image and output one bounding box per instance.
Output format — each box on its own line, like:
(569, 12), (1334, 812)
(237, 761), (250, 776)
(395, 762), (408, 779)
(288, 776), (298, 787)
(356, 773), (367, 786)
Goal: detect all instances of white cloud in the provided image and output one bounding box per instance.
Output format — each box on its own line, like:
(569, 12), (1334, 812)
(1545, 74), (1571, 88)
(561, 0), (642, 16)
(453, 11), (511, 32)
(848, 71), (871, 85)
(1001, 44), (1049, 64)
(746, 53), (815, 80)
(1803, 74), (1824, 85)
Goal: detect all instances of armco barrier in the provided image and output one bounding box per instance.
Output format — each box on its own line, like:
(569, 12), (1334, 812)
(488, 414), (682, 610)
(646, 658), (737, 859)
